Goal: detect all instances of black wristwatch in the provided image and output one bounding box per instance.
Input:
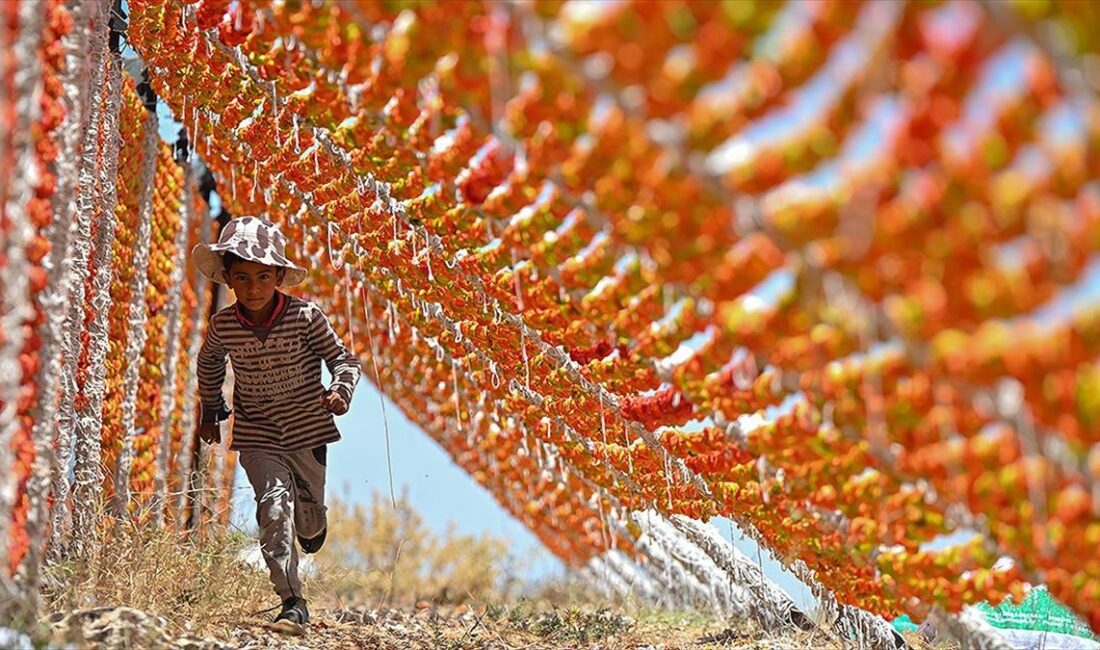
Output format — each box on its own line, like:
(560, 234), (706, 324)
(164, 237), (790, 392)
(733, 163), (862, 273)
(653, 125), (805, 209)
(201, 404), (233, 425)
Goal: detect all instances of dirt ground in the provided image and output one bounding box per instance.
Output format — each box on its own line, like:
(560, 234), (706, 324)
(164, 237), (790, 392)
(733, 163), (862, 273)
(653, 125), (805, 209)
(45, 603), (852, 649)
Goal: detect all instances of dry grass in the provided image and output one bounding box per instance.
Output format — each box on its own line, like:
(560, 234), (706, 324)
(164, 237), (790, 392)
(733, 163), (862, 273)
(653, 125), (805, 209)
(32, 490), (888, 649)
(37, 488), (534, 641)
(41, 514), (272, 639)
(309, 488), (518, 609)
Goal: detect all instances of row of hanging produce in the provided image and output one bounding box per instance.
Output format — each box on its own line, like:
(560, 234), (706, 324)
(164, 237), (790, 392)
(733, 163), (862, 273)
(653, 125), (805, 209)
(3, 0), (1100, 646)
(0, 0), (236, 617)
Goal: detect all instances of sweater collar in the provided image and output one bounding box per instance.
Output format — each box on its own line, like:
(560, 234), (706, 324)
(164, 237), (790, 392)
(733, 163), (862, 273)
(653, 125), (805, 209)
(235, 291), (287, 329)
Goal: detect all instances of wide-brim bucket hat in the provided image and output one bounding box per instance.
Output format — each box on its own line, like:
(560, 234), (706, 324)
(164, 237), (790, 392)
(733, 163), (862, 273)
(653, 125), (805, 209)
(192, 216), (307, 286)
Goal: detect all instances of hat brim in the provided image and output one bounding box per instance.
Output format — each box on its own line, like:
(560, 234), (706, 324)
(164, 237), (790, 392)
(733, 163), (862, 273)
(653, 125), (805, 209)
(191, 243), (308, 286)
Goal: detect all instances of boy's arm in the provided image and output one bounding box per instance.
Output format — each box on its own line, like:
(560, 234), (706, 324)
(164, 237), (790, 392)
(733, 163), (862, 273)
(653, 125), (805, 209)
(306, 306), (362, 406)
(197, 317), (231, 424)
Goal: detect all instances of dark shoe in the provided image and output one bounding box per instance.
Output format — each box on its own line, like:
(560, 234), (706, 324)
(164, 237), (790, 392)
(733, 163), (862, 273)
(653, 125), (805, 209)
(298, 528), (327, 554)
(270, 597), (309, 635)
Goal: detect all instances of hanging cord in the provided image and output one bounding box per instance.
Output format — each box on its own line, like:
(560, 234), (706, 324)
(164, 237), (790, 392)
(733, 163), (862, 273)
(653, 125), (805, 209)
(362, 286), (397, 508)
(326, 220), (346, 271)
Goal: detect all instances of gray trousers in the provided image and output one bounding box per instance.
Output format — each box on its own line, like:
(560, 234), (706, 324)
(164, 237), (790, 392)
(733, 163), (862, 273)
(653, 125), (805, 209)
(239, 446), (328, 600)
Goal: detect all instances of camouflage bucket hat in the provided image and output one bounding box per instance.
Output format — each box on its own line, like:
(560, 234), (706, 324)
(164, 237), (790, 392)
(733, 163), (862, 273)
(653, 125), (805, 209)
(191, 216), (307, 286)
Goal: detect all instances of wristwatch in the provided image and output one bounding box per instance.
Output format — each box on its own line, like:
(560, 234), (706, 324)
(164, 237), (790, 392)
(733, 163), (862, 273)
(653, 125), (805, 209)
(200, 404), (233, 425)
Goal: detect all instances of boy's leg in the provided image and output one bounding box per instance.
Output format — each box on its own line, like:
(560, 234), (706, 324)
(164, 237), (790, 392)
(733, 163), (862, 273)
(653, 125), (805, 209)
(287, 446), (327, 539)
(239, 450), (304, 600)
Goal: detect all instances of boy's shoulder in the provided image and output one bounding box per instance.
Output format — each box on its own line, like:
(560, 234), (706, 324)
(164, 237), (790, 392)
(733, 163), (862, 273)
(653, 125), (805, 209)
(211, 304), (236, 327)
(286, 295), (325, 323)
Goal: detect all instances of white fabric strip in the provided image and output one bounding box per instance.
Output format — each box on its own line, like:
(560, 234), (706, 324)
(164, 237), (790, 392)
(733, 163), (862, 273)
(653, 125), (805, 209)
(929, 606), (1015, 650)
(637, 512), (748, 619)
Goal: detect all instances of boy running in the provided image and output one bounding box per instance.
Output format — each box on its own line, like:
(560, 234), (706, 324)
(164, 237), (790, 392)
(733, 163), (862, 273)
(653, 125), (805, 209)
(192, 216), (361, 634)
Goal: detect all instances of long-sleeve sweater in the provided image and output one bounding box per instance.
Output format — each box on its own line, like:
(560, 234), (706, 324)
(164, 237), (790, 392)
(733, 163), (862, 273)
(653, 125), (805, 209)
(197, 292), (361, 452)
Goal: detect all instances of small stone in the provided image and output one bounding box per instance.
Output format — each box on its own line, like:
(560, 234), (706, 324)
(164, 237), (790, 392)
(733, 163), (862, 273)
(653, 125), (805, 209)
(0, 627), (32, 650)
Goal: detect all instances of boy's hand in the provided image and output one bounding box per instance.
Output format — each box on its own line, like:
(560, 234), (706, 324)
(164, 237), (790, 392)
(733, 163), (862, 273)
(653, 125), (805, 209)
(320, 390), (349, 415)
(198, 422), (221, 445)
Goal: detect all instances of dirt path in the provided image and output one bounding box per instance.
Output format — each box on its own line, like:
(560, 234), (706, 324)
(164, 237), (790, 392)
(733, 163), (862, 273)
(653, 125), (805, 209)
(46, 604), (840, 649)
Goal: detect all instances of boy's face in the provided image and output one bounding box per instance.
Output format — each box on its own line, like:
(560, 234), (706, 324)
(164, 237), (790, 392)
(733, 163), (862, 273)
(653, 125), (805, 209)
(226, 259), (286, 314)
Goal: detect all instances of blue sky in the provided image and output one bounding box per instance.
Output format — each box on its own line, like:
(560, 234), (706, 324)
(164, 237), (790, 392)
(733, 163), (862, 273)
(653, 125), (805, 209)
(302, 378), (563, 579)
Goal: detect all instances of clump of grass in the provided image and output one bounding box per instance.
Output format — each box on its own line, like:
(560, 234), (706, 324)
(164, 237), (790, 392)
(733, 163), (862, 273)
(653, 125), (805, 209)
(519, 570), (618, 608)
(526, 606), (634, 643)
(41, 512), (271, 638)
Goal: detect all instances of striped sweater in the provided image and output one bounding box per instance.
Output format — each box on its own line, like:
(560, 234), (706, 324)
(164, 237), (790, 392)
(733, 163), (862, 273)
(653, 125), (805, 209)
(197, 293), (361, 452)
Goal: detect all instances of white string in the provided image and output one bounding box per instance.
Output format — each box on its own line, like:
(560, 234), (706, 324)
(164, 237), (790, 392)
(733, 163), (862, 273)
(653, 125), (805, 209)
(520, 327), (530, 389)
(452, 358), (463, 436)
(174, 195), (213, 525)
(363, 287), (397, 509)
(326, 220), (346, 271)
(151, 154), (193, 526)
(343, 264), (359, 358)
(489, 360), (501, 389)
(189, 109), (198, 162)
(598, 389), (608, 464)
(112, 101), (161, 516)
(271, 82), (280, 148)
